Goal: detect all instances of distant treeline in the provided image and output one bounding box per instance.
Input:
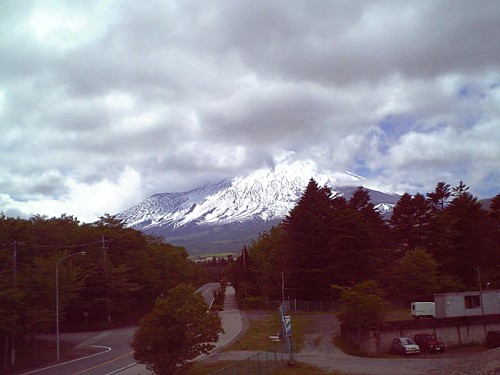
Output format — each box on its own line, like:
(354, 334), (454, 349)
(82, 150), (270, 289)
(228, 180), (500, 305)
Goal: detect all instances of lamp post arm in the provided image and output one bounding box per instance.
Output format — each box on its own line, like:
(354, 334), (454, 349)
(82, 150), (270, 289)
(56, 251), (85, 362)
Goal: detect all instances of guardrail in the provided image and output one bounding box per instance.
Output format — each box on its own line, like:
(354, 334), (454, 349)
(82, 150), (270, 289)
(268, 299), (339, 312)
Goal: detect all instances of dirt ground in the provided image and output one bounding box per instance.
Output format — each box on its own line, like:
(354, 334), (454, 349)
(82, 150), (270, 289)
(210, 310), (499, 375)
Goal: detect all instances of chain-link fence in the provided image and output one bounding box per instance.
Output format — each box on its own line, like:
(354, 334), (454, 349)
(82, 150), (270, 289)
(267, 299), (339, 312)
(208, 343), (295, 375)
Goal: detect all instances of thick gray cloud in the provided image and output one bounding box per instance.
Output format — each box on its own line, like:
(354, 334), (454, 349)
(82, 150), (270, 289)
(1, 0), (499, 222)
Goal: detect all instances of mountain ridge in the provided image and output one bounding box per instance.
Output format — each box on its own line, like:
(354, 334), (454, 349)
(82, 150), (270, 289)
(117, 160), (400, 254)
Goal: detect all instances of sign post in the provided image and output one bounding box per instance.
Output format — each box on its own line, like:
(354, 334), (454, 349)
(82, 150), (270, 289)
(279, 300), (295, 366)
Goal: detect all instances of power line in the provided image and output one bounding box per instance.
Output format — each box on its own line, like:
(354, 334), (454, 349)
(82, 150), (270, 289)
(1, 240), (112, 249)
(35, 240), (111, 249)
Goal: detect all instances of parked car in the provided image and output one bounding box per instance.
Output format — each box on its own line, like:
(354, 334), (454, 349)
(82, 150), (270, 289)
(391, 337), (420, 355)
(486, 331), (500, 348)
(414, 333), (445, 353)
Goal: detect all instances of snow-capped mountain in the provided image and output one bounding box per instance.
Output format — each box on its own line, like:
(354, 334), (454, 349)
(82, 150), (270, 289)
(117, 160), (399, 254)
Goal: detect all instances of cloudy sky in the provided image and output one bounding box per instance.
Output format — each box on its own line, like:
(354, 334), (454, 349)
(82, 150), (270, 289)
(1, 0), (500, 222)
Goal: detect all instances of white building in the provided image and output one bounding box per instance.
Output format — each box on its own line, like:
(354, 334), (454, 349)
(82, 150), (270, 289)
(434, 290), (500, 318)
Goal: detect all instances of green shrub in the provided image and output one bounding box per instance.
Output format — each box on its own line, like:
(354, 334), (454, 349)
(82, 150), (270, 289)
(210, 304), (223, 311)
(243, 296), (268, 309)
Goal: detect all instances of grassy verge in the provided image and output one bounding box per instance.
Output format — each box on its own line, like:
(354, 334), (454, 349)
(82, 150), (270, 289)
(227, 313), (282, 351)
(186, 360), (338, 375)
(182, 360), (235, 375)
(185, 312), (334, 374)
(226, 312), (307, 352)
(273, 363), (341, 375)
(186, 361), (338, 375)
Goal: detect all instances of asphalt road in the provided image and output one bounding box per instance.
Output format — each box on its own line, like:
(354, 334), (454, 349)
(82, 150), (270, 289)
(20, 327), (136, 375)
(197, 282), (220, 307)
(19, 283), (220, 375)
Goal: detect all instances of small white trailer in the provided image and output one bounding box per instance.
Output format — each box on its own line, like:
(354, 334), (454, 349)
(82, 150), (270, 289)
(411, 302), (436, 319)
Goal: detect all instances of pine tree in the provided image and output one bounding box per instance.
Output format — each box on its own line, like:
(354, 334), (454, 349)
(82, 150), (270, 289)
(451, 180), (469, 198)
(482, 194), (500, 289)
(390, 193), (416, 252)
(283, 178), (335, 300)
(426, 182), (452, 263)
(444, 189), (490, 287)
(427, 181), (451, 211)
(341, 187), (386, 282)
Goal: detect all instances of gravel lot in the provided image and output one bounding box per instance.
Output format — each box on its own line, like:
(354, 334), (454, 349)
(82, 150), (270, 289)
(428, 347), (500, 375)
(208, 311), (500, 375)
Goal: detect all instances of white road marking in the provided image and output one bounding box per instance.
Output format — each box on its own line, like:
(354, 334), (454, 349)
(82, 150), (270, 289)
(20, 345), (111, 374)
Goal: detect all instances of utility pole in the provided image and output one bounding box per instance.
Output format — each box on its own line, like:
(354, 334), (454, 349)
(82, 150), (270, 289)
(56, 251), (86, 362)
(13, 243), (17, 287)
(11, 242), (16, 366)
(477, 266), (482, 291)
(279, 271), (294, 367)
(242, 243), (247, 299)
(10, 241), (24, 366)
(282, 272), (285, 304)
(477, 266), (485, 316)
(102, 235), (111, 324)
(216, 258), (219, 282)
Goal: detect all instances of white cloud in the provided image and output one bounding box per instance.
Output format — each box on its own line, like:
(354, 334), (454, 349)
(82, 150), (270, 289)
(0, 168), (142, 222)
(374, 118), (500, 195)
(26, 1), (110, 51)
(1, 0), (500, 221)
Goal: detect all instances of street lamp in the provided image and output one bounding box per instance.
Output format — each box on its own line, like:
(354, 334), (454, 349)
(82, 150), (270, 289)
(56, 251), (85, 362)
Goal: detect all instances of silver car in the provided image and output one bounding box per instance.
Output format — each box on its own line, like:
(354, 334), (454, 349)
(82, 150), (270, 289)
(391, 337), (420, 355)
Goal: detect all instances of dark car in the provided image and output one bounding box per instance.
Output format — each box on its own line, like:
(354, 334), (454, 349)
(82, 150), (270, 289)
(414, 333), (445, 353)
(486, 331), (500, 348)
(391, 337), (420, 355)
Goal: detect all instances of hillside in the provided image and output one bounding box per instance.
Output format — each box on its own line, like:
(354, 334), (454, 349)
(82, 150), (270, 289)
(117, 160), (400, 254)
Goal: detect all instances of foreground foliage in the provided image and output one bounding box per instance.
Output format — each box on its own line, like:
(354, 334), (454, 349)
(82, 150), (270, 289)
(0, 214), (207, 371)
(334, 280), (388, 329)
(132, 283), (223, 375)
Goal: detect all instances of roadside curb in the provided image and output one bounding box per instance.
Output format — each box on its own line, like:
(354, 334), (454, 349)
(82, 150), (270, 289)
(199, 309), (249, 361)
(73, 330), (113, 350)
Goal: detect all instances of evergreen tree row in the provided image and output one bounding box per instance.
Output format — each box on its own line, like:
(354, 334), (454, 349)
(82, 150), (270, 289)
(230, 179), (500, 304)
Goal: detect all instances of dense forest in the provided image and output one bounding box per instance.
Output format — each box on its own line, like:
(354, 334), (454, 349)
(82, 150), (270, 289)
(229, 180), (500, 306)
(0, 214), (208, 367)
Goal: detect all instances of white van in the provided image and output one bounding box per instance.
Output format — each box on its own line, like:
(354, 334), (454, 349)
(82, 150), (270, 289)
(411, 302), (435, 319)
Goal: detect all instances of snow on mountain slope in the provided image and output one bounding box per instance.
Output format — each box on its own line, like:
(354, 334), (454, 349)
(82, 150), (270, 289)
(118, 160), (397, 231)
